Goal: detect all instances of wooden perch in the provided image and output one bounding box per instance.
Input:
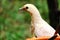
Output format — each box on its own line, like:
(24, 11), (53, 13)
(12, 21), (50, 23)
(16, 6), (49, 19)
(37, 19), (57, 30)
(26, 36), (60, 40)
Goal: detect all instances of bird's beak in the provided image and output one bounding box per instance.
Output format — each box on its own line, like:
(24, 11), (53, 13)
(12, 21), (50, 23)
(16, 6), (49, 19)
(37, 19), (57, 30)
(19, 7), (23, 10)
(19, 7), (24, 11)
(19, 7), (26, 11)
(18, 7), (25, 13)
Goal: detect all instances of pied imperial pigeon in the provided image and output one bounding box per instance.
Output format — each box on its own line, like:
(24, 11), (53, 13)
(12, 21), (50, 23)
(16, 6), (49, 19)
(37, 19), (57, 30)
(19, 4), (59, 38)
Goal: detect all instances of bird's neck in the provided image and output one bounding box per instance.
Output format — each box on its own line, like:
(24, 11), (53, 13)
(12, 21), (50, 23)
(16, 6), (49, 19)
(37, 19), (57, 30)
(31, 9), (43, 23)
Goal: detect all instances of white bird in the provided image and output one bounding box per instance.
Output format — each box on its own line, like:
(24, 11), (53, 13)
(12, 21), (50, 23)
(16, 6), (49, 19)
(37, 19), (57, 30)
(19, 4), (59, 38)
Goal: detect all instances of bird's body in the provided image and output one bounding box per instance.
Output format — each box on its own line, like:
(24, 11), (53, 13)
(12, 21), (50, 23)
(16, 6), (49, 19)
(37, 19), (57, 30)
(31, 8), (55, 37)
(19, 4), (58, 38)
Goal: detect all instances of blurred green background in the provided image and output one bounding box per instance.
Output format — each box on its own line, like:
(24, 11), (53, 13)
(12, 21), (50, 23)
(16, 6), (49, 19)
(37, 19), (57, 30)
(0, 0), (60, 40)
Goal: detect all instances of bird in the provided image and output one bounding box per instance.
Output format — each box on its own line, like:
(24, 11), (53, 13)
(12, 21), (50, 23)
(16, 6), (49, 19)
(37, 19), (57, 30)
(19, 4), (59, 38)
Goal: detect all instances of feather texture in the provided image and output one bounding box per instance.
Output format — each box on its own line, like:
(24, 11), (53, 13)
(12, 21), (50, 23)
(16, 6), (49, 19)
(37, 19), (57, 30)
(19, 4), (59, 38)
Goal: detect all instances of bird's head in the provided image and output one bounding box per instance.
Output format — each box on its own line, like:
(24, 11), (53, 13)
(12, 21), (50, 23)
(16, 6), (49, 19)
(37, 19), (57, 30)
(19, 4), (39, 15)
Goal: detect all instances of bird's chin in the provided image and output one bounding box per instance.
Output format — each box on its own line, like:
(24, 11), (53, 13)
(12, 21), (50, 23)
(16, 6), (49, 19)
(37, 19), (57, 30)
(26, 11), (32, 16)
(21, 9), (32, 16)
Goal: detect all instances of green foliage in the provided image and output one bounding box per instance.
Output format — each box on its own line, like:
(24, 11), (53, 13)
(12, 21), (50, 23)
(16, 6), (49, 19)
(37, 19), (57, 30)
(58, 0), (60, 10)
(0, 0), (60, 40)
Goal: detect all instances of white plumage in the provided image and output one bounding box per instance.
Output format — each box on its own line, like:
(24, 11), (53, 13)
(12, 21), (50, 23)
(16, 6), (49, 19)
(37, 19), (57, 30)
(19, 4), (57, 38)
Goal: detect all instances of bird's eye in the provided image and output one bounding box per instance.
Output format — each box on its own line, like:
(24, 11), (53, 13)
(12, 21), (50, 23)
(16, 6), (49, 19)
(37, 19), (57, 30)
(26, 7), (28, 9)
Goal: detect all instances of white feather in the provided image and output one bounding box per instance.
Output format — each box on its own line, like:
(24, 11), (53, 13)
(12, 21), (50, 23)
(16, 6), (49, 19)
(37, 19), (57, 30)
(20, 4), (56, 38)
